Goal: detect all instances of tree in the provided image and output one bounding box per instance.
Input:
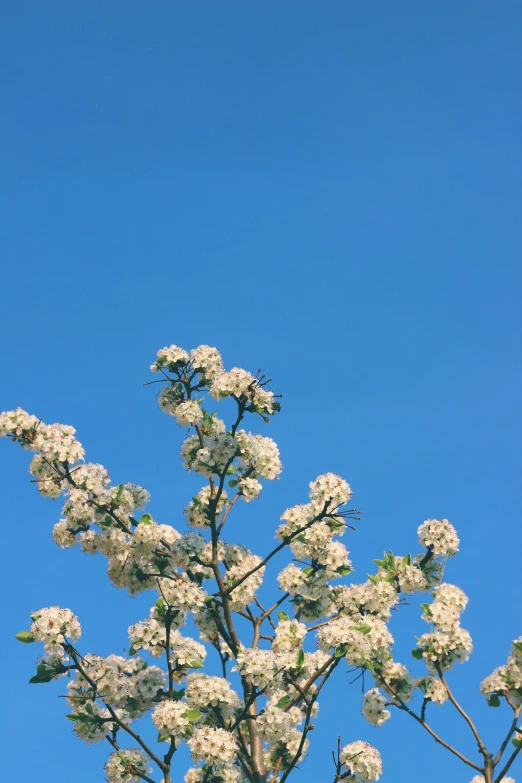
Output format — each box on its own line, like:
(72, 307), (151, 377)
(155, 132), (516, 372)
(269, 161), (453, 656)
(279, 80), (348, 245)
(2, 344), (520, 783)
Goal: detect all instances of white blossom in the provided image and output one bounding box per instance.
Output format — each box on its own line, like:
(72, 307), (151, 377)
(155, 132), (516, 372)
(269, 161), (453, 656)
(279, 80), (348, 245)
(186, 674), (241, 719)
(224, 552), (265, 610)
(190, 345), (224, 382)
(334, 581), (398, 620)
(152, 700), (191, 737)
(340, 740), (382, 781)
(362, 689), (390, 726)
(52, 519), (78, 548)
(210, 368), (275, 414)
(417, 628), (473, 671)
(185, 486), (228, 528)
(170, 630), (207, 668)
(187, 726), (238, 766)
(238, 476), (263, 501)
(236, 431), (282, 480)
(234, 648), (283, 689)
(256, 704), (293, 742)
(418, 518), (459, 559)
(31, 606), (81, 656)
(276, 504), (313, 539)
(309, 473), (352, 512)
(272, 620), (307, 653)
(105, 749), (152, 783)
(151, 345), (190, 372)
(416, 676), (449, 705)
(378, 661), (415, 702)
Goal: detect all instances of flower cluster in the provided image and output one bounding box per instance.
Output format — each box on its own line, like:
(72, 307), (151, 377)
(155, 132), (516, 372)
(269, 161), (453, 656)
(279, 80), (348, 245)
(334, 580), (398, 620)
(415, 628), (473, 673)
(187, 726), (238, 766)
(186, 674), (241, 720)
(416, 675), (448, 705)
(105, 749), (152, 783)
(309, 472), (352, 512)
(415, 581), (472, 672)
(152, 700), (192, 737)
(272, 619), (307, 653)
(377, 661), (415, 703)
(234, 648), (285, 690)
(185, 486), (228, 528)
(340, 740), (383, 781)
(362, 689), (390, 726)
(417, 518), (459, 559)
(224, 548), (265, 610)
(210, 367), (276, 417)
(480, 637), (522, 706)
(317, 614), (392, 668)
(422, 583), (468, 630)
(30, 606), (81, 656)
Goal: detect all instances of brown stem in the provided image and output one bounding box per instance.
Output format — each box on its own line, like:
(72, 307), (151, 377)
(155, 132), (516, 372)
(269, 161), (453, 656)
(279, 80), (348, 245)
(494, 739), (522, 783)
(494, 702), (522, 765)
(378, 674), (481, 771)
(437, 666), (489, 760)
(284, 655), (336, 711)
(280, 658), (341, 782)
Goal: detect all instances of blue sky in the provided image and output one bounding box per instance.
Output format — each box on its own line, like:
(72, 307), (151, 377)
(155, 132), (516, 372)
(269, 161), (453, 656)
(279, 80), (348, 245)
(1, 2), (521, 782)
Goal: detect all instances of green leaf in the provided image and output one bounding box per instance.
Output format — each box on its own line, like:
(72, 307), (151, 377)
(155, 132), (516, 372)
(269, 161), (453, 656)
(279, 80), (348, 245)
(295, 535), (306, 544)
(336, 566), (352, 576)
(15, 631), (35, 644)
(511, 736), (522, 747)
(487, 695), (501, 708)
(183, 709), (203, 721)
(189, 661), (204, 669)
(334, 645), (347, 659)
(128, 646), (138, 657)
(373, 559), (386, 568)
(29, 674), (52, 684)
(277, 611), (290, 622)
(402, 554), (411, 566)
(368, 575), (380, 584)
(140, 513), (153, 525)
(420, 604), (431, 614)
(228, 479), (238, 488)
(362, 657), (375, 673)
(296, 649), (305, 669)
(302, 567), (314, 576)
(158, 733), (170, 743)
(357, 624), (372, 635)
(412, 648), (424, 660)
(275, 696), (291, 709)
(115, 483), (124, 502)
(65, 714), (79, 721)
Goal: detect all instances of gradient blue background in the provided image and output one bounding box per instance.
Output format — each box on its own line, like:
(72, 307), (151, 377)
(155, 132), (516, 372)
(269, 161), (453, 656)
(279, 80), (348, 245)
(1, 2), (521, 781)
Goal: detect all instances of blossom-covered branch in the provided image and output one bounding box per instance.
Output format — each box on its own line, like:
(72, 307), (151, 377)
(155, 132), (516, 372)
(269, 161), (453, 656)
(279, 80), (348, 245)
(2, 343), (520, 783)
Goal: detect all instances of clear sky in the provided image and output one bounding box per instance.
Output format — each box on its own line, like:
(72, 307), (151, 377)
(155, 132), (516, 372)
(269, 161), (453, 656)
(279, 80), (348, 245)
(1, 2), (521, 782)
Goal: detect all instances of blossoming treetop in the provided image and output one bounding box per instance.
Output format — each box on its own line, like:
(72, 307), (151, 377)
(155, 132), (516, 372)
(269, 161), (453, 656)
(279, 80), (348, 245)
(2, 344), (520, 783)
